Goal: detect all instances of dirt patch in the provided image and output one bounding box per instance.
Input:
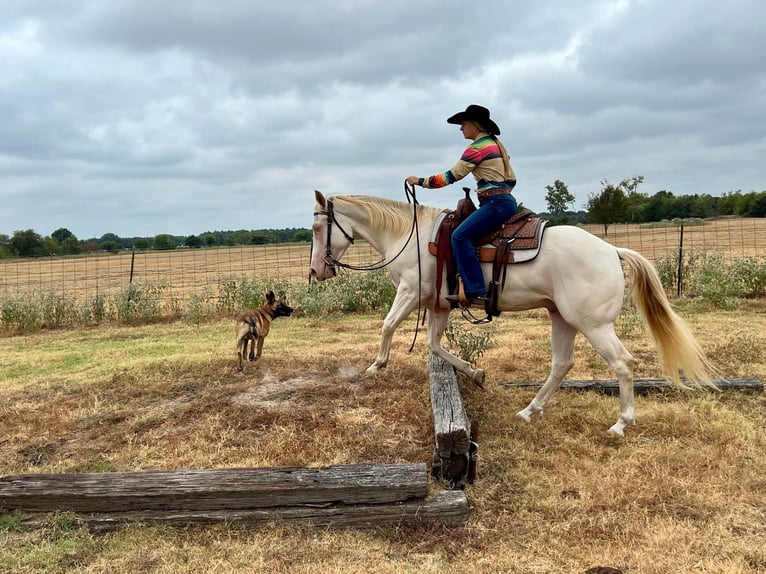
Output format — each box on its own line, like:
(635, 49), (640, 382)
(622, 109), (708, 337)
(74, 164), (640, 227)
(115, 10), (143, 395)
(232, 365), (364, 411)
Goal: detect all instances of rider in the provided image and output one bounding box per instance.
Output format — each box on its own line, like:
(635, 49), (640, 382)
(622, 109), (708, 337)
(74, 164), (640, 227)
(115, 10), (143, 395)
(406, 104), (517, 307)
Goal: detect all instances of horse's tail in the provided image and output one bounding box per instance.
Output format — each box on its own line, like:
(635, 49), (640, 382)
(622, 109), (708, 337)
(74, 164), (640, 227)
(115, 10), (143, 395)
(617, 248), (717, 388)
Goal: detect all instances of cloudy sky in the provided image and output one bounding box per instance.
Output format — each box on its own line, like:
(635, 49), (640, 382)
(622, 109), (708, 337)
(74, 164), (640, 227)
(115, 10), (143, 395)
(2, 0), (764, 240)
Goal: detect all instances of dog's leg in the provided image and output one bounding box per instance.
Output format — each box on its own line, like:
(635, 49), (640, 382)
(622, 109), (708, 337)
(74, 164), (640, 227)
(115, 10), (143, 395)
(248, 327), (257, 361)
(236, 334), (246, 372)
(236, 321), (252, 372)
(256, 336), (265, 361)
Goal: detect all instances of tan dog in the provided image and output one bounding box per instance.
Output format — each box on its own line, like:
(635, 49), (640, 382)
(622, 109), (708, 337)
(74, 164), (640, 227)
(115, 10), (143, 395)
(235, 291), (293, 371)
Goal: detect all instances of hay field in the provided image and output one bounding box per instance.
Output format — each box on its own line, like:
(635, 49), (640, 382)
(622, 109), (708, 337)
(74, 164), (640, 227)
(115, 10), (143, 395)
(1, 218), (763, 309)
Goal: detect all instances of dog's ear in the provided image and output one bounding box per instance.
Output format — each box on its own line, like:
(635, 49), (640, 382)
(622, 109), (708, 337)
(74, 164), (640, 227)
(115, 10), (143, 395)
(266, 291), (276, 305)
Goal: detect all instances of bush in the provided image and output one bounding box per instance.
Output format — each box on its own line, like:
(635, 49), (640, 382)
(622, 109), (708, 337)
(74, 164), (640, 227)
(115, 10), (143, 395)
(444, 315), (498, 365)
(654, 250), (765, 308)
(114, 283), (166, 325)
(289, 270), (396, 317)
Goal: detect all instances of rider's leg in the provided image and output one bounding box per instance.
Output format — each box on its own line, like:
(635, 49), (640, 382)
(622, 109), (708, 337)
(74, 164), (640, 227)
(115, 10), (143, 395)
(451, 193), (517, 299)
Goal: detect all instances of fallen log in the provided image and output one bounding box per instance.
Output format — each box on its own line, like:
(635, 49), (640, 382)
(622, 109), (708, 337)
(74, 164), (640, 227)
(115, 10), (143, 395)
(498, 377), (763, 395)
(429, 354), (476, 487)
(13, 490), (469, 532)
(0, 463), (427, 513)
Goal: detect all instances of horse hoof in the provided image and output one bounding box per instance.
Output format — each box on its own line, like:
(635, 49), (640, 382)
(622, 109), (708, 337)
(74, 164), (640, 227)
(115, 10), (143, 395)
(472, 369), (485, 388)
(515, 409), (531, 423)
(366, 363), (384, 374)
(607, 424), (625, 437)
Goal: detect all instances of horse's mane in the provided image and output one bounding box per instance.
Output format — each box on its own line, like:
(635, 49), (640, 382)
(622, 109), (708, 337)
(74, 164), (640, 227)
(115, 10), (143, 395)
(331, 195), (441, 236)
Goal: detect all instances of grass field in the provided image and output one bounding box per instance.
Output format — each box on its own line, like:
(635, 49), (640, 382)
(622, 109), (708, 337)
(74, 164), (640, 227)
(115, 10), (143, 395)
(1, 296), (765, 573)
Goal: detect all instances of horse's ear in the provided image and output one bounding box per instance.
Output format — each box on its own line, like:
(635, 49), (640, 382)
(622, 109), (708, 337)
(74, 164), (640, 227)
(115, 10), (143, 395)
(314, 190), (326, 208)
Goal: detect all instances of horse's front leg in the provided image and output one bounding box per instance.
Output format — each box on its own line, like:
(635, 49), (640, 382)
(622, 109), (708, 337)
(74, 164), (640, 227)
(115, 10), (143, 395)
(366, 286), (419, 374)
(426, 308), (486, 387)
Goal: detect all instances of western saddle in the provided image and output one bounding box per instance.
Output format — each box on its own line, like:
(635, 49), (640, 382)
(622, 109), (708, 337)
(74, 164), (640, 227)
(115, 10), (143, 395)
(428, 188), (548, 317)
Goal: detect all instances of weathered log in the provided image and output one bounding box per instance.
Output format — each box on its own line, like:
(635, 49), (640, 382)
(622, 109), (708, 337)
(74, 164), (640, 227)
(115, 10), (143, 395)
(498, 377), (763, 395)
(14, 490), (469, 532)
(0, 463), (427, 513)
(429, 354), (475, 487)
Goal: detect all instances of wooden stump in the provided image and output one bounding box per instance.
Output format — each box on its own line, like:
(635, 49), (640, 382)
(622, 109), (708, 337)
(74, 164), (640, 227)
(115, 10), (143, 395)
(429, 354), (476, 487)
(12, 490), (468, 532)
(0, 463), (427, 513)
(0, 463), (469, 530)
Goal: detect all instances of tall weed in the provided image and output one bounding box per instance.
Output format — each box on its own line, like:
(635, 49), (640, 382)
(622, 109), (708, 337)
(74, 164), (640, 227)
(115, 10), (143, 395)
(444, 315), (498, 365)
(654, 250), (765, 308)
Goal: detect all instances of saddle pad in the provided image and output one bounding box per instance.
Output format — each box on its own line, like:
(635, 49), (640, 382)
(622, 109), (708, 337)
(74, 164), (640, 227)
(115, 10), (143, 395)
(429, 210), (450, 244)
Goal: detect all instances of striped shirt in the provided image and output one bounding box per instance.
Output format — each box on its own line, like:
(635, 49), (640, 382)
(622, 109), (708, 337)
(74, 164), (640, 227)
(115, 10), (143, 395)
(420, 133), (516, 192)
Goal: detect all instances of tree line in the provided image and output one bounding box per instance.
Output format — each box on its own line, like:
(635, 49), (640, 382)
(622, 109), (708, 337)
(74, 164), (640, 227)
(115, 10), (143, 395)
(0, 227), (312, 259)
(541, 179), (765, 235)
(1, 184), (764, 258)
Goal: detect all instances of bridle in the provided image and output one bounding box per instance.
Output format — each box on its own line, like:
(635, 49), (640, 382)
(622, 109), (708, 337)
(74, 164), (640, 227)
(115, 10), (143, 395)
(312, 182), (425, 351)
(313, 198), (360, 277)
(312, 183), (420, 277)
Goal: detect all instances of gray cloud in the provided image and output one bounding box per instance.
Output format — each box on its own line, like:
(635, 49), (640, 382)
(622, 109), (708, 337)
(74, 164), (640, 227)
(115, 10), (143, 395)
(0, 0), (764, 238)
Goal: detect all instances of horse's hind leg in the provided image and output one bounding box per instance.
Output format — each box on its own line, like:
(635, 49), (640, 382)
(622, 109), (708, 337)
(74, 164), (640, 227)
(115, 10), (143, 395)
(582, 325), (636, 436)
(516, 310), (576, 422)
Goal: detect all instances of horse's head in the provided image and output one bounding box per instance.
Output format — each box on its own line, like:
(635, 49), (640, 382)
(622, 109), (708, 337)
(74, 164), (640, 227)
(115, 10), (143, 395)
(309, 190), (355, 281)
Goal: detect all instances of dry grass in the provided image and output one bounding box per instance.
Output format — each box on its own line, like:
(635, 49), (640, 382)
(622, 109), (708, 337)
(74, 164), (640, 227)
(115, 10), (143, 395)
(1, 301), (765, 573)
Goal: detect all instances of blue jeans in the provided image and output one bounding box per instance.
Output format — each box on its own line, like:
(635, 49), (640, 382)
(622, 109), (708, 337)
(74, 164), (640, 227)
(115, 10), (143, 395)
(451, 193), (518, 298)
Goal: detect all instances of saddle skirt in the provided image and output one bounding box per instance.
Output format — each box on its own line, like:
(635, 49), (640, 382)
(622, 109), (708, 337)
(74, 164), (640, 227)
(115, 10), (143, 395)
(428, 208), (548, 265)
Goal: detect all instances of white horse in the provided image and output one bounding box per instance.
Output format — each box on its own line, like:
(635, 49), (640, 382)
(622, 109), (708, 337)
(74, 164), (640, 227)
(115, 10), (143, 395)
(309, 191), (715, 436)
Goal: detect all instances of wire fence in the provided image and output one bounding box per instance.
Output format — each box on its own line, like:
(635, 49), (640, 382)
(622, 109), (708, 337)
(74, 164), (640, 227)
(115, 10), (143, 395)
(1, 218), (764, 308)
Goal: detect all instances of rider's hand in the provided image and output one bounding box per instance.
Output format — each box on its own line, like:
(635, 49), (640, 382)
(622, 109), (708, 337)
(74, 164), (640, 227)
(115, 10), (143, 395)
(406, 176), (420, 186)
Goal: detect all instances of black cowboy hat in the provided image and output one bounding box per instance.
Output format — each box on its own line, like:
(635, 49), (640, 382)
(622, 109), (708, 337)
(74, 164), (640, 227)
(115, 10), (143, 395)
(447, 104), (501, 135)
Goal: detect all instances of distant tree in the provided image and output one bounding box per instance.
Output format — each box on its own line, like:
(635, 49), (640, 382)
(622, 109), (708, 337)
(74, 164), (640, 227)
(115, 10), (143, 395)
(60, 236), (82, 254)
(291, 230), (312, 242)
(0, 234), (10, 258)
(134, 238), (151, 250)
(185, 234), (202, 248)
(154, 234), (176, 250)
(99, 232), (121, 244)
(232, 230), (253, 245)
(691, 194), (716, 218)
(621, 175), (646, 222)
(742, 191), (766, 217)
(81, 240), (100, 253)
(586, 180), (629, 236)
(51, 227), (75, 243)
(100, 240), (120, 253)
(199, 232), (218, 246)
(250, 231), (275, 245)
(644, 190), (676, 221)
(544, 179), (576, 216)
(715, 191), (742, 216)
(9, 229), (44, 257)
(41, 237), (59, 255)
